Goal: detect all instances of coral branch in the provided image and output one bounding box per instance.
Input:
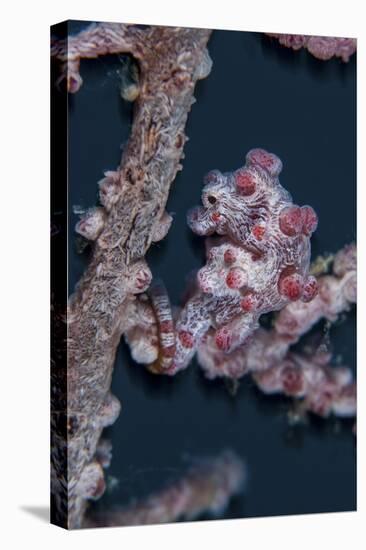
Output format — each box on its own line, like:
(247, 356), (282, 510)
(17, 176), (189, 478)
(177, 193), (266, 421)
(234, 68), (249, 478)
(266, 33), (356, 62)
(51, 23), (145, 92)
(51, 23), (212, 529)
(85, 450), (245, 528)
(253, 350), (356, 418)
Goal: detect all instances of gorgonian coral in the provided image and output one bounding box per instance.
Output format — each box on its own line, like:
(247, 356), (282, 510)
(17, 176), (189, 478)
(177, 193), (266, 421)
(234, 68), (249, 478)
(86, 450), (245, 527)
(266, 34), (356, 62)
(52, 22), (213, 529)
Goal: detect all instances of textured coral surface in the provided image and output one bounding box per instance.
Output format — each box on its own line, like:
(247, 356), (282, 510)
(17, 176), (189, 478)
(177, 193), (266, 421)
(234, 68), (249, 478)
(87, 450), (245, 527)
(266, 34), (356, 62)
(51, 22), (212, 529)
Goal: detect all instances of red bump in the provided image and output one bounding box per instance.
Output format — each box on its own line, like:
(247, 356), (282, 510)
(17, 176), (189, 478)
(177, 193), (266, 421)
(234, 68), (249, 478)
(246, 148), (282, 177)
(302, 275), (318, 302)
(279, 273), (303, 301)
(178, 330), (195, 348)
(235, 169), (256, 196)
(224, 248), (237, 264)
(281, 365), (304, 396)
(226, 267), (247, 289)
(240, 293), (258, 312)
(279, 206), (303, 237)
(251, 224), (266, 241)
(211, 212), (221, 222)
(162, 344), (176, 358)
(301, 206), (318, 236)
(215, 328), (232, 351)
(160, 320), (174, 333)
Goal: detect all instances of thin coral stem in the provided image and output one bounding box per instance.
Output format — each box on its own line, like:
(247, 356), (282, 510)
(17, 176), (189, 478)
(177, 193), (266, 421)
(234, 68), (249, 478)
(84, 450), (245, 528)
(51, 23), (212, 529)
(52, 23), (145, 92)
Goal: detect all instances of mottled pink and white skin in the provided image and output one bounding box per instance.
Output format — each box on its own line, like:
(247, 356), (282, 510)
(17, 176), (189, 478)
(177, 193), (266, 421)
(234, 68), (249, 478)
(126, 148), (318, 375)
(198, 244), (356, 378)
(266, 34), (356, 62)
(197, 243), (356, 418)
(171, 148), (318, 372)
